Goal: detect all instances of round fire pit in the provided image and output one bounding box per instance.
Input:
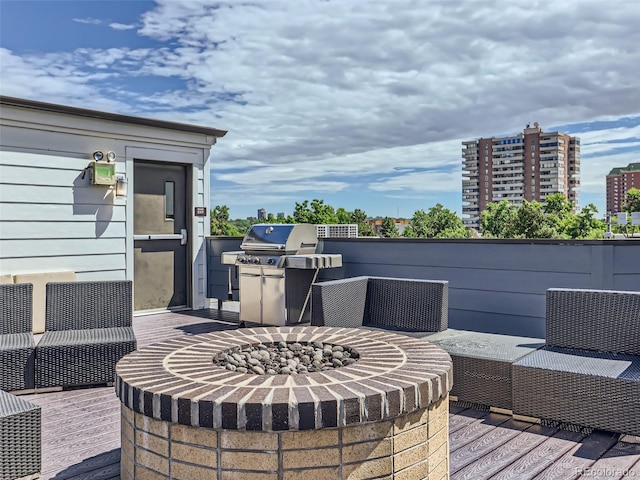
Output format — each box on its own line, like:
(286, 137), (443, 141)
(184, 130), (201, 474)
(116, 326), (452, 479)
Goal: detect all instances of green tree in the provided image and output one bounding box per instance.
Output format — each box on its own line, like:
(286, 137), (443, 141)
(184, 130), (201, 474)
(351, 208), (375, 236)
(210, 205), (242, 236)
(336, 207), (352, 224)
(624, 188), (640, 213)
(566, 204), (606, 239)
(479, 201), (518, 238)
(380, 217), (399, 238)
(292, 199), (338, 224)
(229, 218), (254, 235)
(403, 204), (470, 238)
(542, 193), (574, 236)
(510, 201), (557, 238)
(543, 193), (573, 216)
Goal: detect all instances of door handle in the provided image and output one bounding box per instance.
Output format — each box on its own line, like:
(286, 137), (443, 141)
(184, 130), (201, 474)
(134, 229), (188, 245)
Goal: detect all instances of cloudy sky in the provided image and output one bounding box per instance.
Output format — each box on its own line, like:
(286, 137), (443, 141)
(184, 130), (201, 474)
(2, 0), (639, 219)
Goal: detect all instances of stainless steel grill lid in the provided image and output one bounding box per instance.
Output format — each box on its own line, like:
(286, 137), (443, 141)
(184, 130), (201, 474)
(240, 224), (318, 255)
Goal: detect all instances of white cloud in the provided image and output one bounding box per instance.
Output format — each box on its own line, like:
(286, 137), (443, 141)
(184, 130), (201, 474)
(73, 17), (102, 25)
(3, 0), (640, 216)
(576, 124), (640, 195)
(109, 23), (136, 31)
(369, 171), (461, 194)
(579, 124), (640, 147)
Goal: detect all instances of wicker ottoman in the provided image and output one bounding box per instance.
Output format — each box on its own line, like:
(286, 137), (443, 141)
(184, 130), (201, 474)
(0, 390), (41, 480)
(426, 329), (544, 410)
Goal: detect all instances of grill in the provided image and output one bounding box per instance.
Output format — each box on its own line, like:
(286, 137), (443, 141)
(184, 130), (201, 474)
(221, 224), (342, 326)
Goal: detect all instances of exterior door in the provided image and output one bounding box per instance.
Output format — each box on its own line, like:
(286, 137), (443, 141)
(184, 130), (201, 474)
(133, 162), (189, 311)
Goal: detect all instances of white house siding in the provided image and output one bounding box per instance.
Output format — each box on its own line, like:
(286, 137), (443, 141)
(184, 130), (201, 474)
(0, 101), (220, 310)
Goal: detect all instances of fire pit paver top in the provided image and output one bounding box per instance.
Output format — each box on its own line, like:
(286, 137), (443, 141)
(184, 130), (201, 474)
(115, 326), (452, 431)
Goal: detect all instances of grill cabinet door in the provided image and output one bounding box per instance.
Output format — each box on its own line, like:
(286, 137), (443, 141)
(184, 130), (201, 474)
(261, 269), (286, 326)
(239, 266), (262, 324)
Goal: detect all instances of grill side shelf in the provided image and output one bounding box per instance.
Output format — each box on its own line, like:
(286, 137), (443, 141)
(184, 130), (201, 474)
(285, 254), (343, 269)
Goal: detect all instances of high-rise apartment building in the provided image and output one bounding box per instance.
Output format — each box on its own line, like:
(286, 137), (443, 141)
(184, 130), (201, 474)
(462, 123), (580, 228)
(606, 162), (640, 214)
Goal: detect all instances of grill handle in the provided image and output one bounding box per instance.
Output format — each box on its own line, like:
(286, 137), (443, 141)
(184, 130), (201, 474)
(240, 243), (285, 251)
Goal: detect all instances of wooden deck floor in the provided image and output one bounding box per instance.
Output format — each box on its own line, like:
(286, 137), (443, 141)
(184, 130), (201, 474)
(22, 308), (640, 480)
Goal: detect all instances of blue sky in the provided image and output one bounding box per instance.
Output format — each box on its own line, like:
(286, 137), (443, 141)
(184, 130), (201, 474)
(2, 0), (640, 220)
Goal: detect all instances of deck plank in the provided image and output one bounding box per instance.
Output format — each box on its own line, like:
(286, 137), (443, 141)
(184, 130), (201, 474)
(449, 407), (491, 434)
(490, 429), (587, 480)
(449, 412), (512, 452)
(583, 441), (640, 479)
(623, 458), (640, 479)
(47, 447), (120, 480)
(450, 418), (531, 475)
(451, 423), (557, 479)
(531, 430), (620, 480)
(15, 308), (639, 480)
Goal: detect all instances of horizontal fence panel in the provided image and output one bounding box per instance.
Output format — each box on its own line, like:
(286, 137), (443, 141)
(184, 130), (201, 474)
(207, 237), (640, 338)
(449, 289), (545, 318)
(449, 309), (545, 338)
(321, 239), (593, 274)
(612, 274), (640, 291)
(613, 245), (640, 274)
(338, 262), (593, 295)
(206, 237), (242, 300)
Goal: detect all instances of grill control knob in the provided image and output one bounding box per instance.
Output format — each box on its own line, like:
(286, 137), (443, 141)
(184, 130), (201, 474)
(252, 258), (260, 264)
(267, 258), (275, 265)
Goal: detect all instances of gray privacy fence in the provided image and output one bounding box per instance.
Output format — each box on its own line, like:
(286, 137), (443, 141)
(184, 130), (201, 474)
(207, 237), (640, 339)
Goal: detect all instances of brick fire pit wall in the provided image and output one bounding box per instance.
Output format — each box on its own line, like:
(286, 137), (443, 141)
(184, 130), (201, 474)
(116, 326), (453, 479)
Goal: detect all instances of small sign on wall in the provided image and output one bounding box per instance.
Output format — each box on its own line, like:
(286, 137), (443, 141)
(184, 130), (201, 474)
(195, 207), (207, 217)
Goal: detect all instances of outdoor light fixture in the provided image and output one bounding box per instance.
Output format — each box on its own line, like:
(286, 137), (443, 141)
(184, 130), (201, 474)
(115, 176), (128, 199)
(89, 149), (119, 186)
(92, 150), (116, 162)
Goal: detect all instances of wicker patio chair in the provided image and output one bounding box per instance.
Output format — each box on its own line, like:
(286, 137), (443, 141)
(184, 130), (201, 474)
(311, 276), (448, 332)
(0, 390), (41, 480)
(0, 283), (36, 391)
(513, 288), (640, 436)
(35, 280), (137, 388)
